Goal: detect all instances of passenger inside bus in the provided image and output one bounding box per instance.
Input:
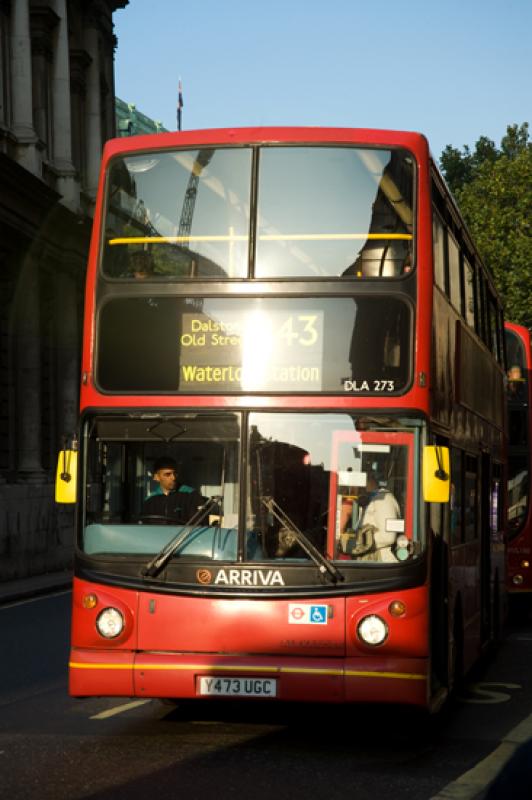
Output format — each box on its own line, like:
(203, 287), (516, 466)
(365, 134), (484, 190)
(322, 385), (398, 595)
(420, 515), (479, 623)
(507, 364), (526, 400)
(340, 471), (401, 562)
(129, 249), (155, 279)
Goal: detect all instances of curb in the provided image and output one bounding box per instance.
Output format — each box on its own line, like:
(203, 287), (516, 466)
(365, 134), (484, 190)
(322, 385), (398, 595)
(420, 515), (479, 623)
(0, 571), (72, 605)
(430, 713), (532, 799)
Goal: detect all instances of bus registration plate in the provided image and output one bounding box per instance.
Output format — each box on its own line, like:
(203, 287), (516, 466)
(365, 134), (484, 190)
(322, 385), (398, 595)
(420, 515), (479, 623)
(198, 676), (277, 697)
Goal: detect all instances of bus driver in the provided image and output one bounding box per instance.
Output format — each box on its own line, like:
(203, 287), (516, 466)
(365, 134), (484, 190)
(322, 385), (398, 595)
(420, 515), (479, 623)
(141, 456), (205, 524)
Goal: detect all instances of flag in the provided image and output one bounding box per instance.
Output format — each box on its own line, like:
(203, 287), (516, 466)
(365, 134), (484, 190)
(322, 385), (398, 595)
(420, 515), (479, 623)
(177, 79), (183, 131)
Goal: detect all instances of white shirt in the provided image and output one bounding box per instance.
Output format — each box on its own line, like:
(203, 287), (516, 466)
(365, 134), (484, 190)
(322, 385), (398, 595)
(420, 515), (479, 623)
(360, 489), (401, 562)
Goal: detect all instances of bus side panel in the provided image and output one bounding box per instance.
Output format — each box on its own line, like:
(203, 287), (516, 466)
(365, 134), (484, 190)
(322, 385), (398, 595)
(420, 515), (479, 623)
(448, 542), (482, 673)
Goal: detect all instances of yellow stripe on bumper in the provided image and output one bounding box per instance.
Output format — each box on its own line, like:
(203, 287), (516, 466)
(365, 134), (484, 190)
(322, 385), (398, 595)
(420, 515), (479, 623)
(70, 661), (425, 681)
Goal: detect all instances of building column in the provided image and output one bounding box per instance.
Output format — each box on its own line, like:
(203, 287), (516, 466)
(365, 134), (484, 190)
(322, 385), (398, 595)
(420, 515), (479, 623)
(10, 0), (39, 173)
(0, 3), (11, 130)
(52, 0), (79, 211)
(0, 245), (9, 484)
(69, 49), (90, 186)
(83, 20), (102, 199)
(16, 260), (45, 483)
(54, 270), (79, 442)
(103, 26), (116, 140)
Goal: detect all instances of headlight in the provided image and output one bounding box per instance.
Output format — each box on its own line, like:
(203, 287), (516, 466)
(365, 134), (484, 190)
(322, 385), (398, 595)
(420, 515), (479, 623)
(96, 607), (124, 639)
(357, 614), (388, 646)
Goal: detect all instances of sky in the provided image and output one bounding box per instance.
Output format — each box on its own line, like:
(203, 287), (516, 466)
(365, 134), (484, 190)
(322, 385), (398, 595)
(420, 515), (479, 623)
(113, 0), (532, 161)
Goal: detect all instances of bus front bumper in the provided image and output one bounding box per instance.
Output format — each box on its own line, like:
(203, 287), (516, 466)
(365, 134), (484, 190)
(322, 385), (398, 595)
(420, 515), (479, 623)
(69, 649), (428, 706)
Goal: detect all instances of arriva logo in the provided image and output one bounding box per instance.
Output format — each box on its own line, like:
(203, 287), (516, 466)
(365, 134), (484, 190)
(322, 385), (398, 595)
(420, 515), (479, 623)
(213, 569), (285, 587)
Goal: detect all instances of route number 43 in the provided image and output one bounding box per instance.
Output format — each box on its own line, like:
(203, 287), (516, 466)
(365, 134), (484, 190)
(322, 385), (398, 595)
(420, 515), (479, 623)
(277, 315), (319, 347)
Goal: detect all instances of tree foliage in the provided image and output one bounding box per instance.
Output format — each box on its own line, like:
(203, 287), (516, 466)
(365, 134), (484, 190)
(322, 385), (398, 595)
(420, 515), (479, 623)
(439, 124), (532, 328)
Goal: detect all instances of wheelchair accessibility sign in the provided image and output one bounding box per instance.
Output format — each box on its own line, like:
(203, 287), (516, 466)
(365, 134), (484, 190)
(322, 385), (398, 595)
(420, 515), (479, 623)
(288, 604), (328, 625)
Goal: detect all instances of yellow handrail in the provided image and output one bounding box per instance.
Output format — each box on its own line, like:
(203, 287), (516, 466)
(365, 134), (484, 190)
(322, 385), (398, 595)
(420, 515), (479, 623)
(108, 232), (412, 246)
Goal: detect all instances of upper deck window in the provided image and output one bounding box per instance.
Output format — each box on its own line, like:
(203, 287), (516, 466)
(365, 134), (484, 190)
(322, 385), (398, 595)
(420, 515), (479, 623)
(463, 257), (476, 329)
(101, 145), (414, 281)
(255, 147), (414, 278)
(102, 148), (252, 279)
(432, 212), (446, 291)
(447, 232), (461, 312)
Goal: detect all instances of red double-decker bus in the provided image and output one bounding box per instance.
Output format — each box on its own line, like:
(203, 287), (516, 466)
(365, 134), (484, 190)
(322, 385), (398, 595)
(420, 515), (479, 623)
(58, 127), (506, 711)
(505, 322), (532, 596)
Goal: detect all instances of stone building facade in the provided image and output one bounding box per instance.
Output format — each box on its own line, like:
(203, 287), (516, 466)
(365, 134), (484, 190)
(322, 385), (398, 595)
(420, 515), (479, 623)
(0, 0), (128, 583)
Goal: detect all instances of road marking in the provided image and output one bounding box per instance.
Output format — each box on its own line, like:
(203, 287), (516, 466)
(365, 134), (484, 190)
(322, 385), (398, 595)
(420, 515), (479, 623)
(430, 711), (532, 799)
(458, 681), (522, 704)
(90, 699), (151, 719)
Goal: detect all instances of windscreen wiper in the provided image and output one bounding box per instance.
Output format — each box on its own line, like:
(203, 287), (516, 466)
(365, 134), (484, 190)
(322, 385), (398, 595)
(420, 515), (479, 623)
(141, 496), (220, 579)
(260, 496), (344, 584)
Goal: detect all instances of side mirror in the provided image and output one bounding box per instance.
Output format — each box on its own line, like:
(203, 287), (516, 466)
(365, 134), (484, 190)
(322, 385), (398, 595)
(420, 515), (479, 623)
(55, 442), (78, 504)
(423, 445), (450, 503)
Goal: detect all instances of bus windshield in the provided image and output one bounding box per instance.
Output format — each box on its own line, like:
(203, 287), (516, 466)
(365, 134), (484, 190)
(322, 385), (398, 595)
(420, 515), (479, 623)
(101, 146), (414, 280)
(82, 412), (421, 576)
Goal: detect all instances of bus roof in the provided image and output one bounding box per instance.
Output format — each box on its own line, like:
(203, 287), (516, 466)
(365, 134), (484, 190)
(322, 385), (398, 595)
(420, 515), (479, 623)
(102, 126), (430, 161)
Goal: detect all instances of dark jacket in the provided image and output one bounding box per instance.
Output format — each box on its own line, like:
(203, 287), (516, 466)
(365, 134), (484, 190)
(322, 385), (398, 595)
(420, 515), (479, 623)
(142, 484), (205, 524)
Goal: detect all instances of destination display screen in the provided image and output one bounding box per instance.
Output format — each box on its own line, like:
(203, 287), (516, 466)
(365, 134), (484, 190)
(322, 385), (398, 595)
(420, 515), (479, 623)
(96, 296), (411, 394)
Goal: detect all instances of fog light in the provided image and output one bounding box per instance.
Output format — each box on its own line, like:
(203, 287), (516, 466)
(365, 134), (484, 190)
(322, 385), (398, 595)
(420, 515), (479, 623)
(357, 614), (388, 646)
(513, 574), (524, 586)
(96, 607), (124, 639)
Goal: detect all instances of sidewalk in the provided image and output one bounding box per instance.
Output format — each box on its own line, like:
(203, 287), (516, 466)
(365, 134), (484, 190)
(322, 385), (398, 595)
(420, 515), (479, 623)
(0, 570), (72, 605)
